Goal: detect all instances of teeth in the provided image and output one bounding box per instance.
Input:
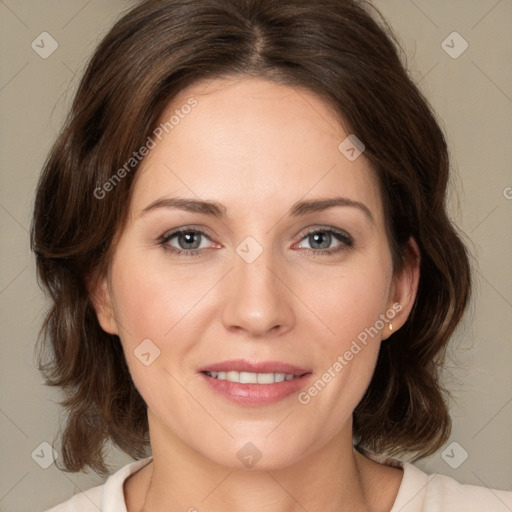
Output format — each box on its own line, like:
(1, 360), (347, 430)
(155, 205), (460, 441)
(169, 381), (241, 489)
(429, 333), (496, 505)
(205, 371), (299, 384)
(240, 371), (257, 384)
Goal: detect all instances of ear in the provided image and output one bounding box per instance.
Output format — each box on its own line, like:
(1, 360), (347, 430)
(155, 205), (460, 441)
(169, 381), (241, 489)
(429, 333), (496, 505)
(86, 272), (118, 335)
(382, 236), (421, 340)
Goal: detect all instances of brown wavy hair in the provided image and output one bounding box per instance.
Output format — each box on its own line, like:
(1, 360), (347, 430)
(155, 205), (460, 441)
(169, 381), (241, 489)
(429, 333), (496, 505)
(31, 0), (472, 477)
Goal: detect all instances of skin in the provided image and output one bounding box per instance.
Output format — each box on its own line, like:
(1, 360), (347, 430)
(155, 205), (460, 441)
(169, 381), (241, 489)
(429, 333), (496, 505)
(91, 76), (420, 512)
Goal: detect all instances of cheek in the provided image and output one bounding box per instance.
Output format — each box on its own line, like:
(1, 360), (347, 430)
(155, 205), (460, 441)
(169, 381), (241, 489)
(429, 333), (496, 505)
(107, 248), (217, 396)
(109, 247), (213, 342)
(108, 262), (191, 414)
(297, 251), (392, 406)
(308, 258), (392, 351)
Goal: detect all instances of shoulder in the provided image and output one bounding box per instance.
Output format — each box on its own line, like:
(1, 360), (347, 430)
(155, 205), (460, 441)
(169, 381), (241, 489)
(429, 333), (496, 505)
(42, 457), (153, 512)
(420, 469), (512, 511)
(358, 447), (512, 512)
(396, 460), (512, 511)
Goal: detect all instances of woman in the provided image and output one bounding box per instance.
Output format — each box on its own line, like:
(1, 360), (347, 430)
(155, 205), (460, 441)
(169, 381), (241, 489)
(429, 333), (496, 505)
(32, 0), (512, 511)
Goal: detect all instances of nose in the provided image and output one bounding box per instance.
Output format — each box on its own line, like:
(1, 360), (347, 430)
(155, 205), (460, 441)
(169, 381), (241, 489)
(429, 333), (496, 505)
(220, 245), (295, 338)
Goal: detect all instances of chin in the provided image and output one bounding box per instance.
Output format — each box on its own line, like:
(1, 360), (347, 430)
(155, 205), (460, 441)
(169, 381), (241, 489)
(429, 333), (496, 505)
(199, 434), (311, 471)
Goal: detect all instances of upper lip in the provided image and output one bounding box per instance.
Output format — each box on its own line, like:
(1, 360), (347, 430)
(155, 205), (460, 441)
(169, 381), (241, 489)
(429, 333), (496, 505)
(198, 359), (311, 376)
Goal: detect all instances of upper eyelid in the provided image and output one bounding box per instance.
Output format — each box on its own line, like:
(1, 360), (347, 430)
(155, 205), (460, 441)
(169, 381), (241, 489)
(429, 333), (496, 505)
(161, 226), (213, 242)
(295, 227), (353, 249)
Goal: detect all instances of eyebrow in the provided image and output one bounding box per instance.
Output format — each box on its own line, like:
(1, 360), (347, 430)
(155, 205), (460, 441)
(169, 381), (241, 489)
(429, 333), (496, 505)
(140, 196), (374, 224)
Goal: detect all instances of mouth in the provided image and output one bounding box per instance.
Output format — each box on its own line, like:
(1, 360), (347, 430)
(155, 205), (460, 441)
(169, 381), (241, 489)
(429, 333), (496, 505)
(198, 359), (311, 380)
(202, 370), (307, 384)
(197, 359), (313, 405)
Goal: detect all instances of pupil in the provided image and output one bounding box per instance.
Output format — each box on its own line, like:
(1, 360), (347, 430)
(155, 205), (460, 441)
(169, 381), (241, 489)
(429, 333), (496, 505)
(311, 232), (330, 249)
(180, 232), (200, 249)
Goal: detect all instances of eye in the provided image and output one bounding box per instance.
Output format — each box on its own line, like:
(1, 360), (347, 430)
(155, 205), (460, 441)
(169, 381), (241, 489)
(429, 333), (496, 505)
(295, 228), (353, 255)
(159, 226), (354, 257)
(159, 228), (214, 256)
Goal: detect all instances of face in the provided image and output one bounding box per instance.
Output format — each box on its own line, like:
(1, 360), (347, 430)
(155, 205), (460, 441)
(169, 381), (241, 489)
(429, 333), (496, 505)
(93, 76), (418, 469)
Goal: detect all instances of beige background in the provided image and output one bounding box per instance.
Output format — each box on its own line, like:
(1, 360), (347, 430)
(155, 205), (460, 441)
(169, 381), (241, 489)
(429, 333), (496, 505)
(0, 1), (511, 510)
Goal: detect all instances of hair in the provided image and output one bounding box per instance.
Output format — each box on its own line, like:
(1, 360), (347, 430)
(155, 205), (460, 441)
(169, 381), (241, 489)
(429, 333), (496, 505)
(31, 0), (472, 477)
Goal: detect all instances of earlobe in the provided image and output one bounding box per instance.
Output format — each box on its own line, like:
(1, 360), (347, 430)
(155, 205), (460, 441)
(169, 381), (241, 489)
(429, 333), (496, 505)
(86, 273), (118, 335)
(384, 236), (421, 337)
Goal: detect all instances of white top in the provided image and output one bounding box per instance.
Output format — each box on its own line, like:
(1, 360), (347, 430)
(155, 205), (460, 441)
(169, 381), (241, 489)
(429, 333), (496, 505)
(43, 451), (512, 512)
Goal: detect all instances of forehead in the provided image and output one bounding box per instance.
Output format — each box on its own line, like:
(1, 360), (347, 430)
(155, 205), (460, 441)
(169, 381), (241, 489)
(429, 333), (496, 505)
(130, 76), (384, 225)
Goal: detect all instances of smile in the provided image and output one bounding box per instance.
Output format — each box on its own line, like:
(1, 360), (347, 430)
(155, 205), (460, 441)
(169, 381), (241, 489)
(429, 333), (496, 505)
(203, 371), (301, 384)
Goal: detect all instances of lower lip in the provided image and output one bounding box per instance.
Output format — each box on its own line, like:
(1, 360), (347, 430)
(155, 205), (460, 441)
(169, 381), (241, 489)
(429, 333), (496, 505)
(199, 372), (313, 406)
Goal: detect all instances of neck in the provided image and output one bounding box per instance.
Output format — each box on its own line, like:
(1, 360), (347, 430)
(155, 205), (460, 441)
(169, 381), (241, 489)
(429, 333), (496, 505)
(130, 417), (385, 512)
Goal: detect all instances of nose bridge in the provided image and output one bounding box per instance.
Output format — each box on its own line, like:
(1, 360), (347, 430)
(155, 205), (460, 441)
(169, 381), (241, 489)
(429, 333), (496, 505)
(220, 238), (293, 336)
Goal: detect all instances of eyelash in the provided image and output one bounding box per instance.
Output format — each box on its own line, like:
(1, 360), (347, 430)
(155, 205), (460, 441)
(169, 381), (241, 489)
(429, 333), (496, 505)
(158, 226), (354, 257)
